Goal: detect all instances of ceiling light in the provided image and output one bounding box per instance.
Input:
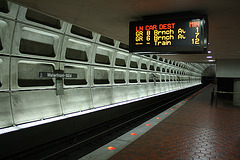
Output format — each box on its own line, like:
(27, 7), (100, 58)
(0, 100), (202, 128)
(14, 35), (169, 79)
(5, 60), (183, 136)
(208, 60), (215, 62)
(208, 51), (212, 53)
(207, 56), (212, 58)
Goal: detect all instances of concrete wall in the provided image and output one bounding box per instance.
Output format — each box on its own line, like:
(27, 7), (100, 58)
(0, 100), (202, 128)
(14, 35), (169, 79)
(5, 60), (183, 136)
(216, 59), (240, 78)
(0, 1), (206, 129)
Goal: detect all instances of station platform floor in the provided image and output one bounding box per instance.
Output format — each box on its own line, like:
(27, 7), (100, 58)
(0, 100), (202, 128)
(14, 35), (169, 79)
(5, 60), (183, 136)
(81, 84), (240, 160)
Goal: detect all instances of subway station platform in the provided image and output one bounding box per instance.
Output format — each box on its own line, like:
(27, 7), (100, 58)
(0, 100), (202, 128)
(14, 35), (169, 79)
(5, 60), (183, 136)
(81, 84), (240, 160)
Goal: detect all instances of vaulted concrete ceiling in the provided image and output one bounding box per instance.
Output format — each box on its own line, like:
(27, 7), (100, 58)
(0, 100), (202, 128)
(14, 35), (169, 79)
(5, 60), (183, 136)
(10, 0), (240, 63)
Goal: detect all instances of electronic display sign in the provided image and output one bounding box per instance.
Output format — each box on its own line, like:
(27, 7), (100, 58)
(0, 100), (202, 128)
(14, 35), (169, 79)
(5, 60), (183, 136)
(129, 17), (208, 54)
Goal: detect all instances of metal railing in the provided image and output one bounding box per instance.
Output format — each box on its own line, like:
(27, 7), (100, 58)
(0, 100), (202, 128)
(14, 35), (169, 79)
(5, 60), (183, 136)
(211, 87), (240, 107)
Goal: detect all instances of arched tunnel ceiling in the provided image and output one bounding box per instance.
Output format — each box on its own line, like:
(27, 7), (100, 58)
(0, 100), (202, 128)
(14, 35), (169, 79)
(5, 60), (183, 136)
(9, 0), (240, 63)
(202, 65), (216, 77)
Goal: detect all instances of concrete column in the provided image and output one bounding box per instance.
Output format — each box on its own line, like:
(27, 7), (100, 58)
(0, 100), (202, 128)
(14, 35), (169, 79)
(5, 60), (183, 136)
(233, 79), (240, 106)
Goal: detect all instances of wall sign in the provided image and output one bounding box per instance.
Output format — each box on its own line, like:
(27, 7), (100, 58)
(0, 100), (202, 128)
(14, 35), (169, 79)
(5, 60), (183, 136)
(39, 70), (77, 95)
(39, 72), (77, 78)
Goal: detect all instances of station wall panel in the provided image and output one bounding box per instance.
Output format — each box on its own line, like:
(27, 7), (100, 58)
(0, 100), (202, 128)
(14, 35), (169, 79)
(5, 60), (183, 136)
(161, 74), (166, 82)
(161, 74), (167, 91)
(18, 63), (55, 87)
(0, 92), (13, 128)
(62, 63), (90, 87)
(128, 71), (138, 84)
(112, 85), (128, 104)
(12, 22), (63, 60)
(156, 65), (161, 72)
(147, 83), (159, 95)
(113, 69), (126, 85)
(149, 62), (155, 71)
(155, 73), (161, 82)
(148, 73), (154, 83)
(11, 90), (62, 124)
(127, 85), (140, 100)
(0, 58), (2, 89)
(92, 66), (111, 86)
(159, 82), (166, 92)
(138, 84), (148, 98)
(157, 83), (163, 93)
(141, 62), (147, 70)
(0, 56), (9, 91)
(10, 57), (58, 90)
(97, 34), (116, 48)
(0, 1), (19, 20)
(0, 18), (15, 55)
(16, 7), (67, 33)
(169, 82), (174, 90)
(165, 82), (170, 91)
(140, 72), (147, 83)
(60, 36), (94, 64)
(118, 42), (129, 52)
(151, 55), (159, 61)
(92, 86), (113, 108)
(114, 51), (128, 68)
(65, 24), (98, 42)
(61, 88), (92, 114)
(94, 45), (114, 67)
(129, 55), (140, 69)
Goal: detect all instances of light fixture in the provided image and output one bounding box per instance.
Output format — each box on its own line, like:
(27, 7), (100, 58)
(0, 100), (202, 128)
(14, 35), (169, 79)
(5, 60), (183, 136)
(107, 146), (115, 150)
(207, 56), (212, 59)
(208, 60), (215, 62)
(208, 51), (212, 53)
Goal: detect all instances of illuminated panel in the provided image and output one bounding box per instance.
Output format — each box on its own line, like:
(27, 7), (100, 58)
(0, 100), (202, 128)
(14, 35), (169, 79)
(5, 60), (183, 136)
(129, 16), (208, 54)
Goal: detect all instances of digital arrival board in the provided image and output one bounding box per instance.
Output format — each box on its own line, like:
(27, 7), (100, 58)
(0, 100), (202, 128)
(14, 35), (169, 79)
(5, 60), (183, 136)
(129, 17), (208, 54)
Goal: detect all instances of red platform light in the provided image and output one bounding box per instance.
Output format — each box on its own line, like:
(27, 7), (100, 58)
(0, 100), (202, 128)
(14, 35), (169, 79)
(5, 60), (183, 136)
(176, 106), (179, 107)
(171, 109), (174, 110)
(183, 101), (185, 102)
(131, 133), (137, 135)
(146, 124), (151, 126)
(108, 146), (115, 150)
(165, 112), (168, 114)
(156, 117), (161, 119)
(180, 103), (182, 104)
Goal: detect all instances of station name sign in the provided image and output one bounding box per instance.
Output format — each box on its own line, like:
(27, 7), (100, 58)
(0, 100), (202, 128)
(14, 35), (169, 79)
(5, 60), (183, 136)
(129, 16), (208, 54)
(39, 72), (77, 78)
